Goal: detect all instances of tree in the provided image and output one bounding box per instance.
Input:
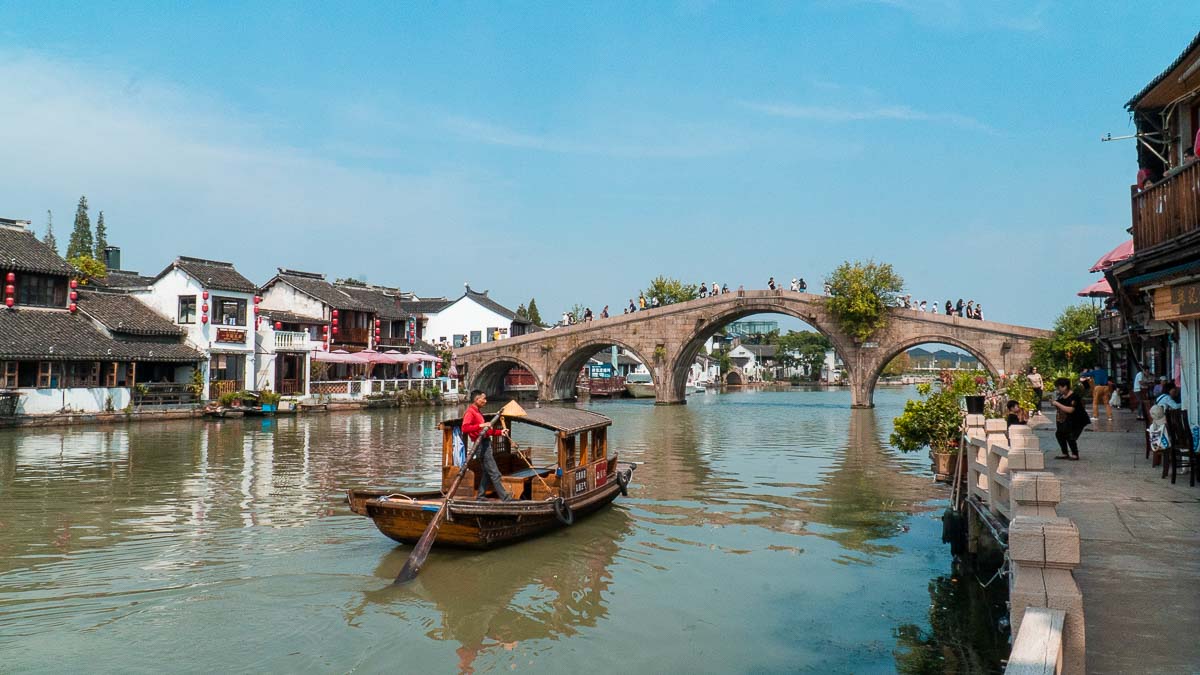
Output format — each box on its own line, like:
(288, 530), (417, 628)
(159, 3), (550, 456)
(94, 210), (108, 260)
(825, 260), (904, 343)
(775, 330), (831, 380)
(42, 210), (58, 255)
(641, 275), (698, 306)
(882, 351), (911, 377)
(67, 254), (107, 285)
(515, 303), (528, 320)
(526, 298), (544, 326)
(1030, 304), (1098, 376)
(66, 195), (93, 260)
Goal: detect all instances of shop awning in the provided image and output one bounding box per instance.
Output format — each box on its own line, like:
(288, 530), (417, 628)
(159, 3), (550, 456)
(1089, 239), (1135, 272)
(313, 350), (368, 364)
(1077, 278), (1113, 297)
(408, 351), (441, 363)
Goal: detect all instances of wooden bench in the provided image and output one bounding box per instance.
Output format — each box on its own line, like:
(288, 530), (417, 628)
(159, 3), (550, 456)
(501, 467), (555, 499)
(1006, 607), (1064, 674)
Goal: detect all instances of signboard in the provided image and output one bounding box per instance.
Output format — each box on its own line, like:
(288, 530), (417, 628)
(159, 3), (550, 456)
(215, 328), (247, 344)
(1154, 282), (1200, 321)
(588, 363), (614, 379)
(574, 467), (588, 496)
(594, 459), (608, 487)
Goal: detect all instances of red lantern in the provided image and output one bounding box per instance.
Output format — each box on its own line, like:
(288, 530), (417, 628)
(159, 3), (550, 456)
(374, 319), (381, 327)
(321, 325), (328, 334)
(331, 309), (339, 318)
(202, 291), (209, 300)
(4, 297), (12, 308)
(201, 315), (208, 324)
(68, 278), (77, 289)
(69, 303), (77, 313)
(274, 321), (283, 330)
(4, 284), (13, 296)
(70, 291), (78, 301)
(332, 326), (339, 334)
(202, 303), (209, 313)
(5, 272), (14, 283)
(254, 295), (262, 304)
(331, 318), (338, 327)
(253, 306), (259, 315)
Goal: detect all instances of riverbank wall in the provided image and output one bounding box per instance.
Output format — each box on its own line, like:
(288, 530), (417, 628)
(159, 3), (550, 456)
(962, 415), (1085, 674)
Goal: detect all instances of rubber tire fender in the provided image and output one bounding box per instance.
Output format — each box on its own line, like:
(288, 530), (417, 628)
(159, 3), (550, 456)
(553, 497), (574, 526)
(616, 469), (631, 497)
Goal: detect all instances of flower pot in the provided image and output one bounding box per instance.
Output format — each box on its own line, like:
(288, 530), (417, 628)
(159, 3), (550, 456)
(964, 395), (985, 415)
(930, 450), (956, 481)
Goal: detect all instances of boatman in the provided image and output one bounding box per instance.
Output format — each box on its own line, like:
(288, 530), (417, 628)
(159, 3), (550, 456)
(462, 389), (511, 501)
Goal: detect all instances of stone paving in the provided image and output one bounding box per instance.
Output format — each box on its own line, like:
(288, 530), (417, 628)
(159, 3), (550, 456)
(1029, 406), (1200, 674)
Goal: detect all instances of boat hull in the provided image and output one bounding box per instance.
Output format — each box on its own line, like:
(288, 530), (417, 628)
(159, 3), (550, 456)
(350, 464), (634, 549)
(625, 383), (655, 398)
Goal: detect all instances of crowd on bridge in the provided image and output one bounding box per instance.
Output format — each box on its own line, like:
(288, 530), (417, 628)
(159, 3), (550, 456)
(898, 295), (986, 320)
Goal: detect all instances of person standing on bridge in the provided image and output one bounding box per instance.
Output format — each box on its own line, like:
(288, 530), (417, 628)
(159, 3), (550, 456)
(721, 283), (730, 294)
(600, 305), (609, 319)
(628, 298), (636, 313)
(463, 389), (512, 501)
(965, 300), (974, 318)
(930, 301), (938, 315)
(638, 294), (647, 311)
(712, 282), (719, 296)
(945, 300), (954, 316)
(789, 278), (799, 292)
(583, 307), (593, 322)
(918, 300), (927, 312)
(768, 277), (776, 291)
(799, 278), (807, 293)
(699, 283), (708, 298)
(956, 299), (964, 317)
(651, 295), (661, 308)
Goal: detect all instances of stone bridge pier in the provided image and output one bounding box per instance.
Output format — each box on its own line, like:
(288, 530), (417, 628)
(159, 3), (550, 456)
(455, 291), (1048, 408)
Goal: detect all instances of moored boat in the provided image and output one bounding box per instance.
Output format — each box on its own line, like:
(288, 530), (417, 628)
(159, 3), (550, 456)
(624, 373), (655, 398)
(348, 406), (634, 549)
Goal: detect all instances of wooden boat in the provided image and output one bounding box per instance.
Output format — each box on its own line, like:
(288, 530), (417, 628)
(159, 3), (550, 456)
(624, 373), (655, 398)
(348, 406), (635, 549)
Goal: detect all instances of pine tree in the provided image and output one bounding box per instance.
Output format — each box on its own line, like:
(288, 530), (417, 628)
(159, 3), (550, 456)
(42, 210), (58, 254)
(527, 298), (543, 326)
(94, 210), (108, 260)
(515, 303), (528, 319)
(66, 196), (93, 260)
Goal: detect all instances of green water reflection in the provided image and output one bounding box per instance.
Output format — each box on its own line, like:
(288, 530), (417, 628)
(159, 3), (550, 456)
(0, 388), (1005, 673)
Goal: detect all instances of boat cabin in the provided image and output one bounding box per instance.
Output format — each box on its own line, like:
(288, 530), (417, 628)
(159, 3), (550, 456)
(439, 407), (615, 502)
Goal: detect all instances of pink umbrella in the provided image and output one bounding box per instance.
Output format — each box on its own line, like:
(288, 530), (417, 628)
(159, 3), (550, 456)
(1077, 278), (1112, 297)
(1088, 240), (1134, 272)
(313, 350), (370, 363)
(409, 351), (440, 362)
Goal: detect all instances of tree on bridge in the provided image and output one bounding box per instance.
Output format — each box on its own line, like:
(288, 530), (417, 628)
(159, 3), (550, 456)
(641, 275), (698, 306)
(1030, 303), (1097, 377)
(775, 330), (830, 380)
(825, 260), (904, 343)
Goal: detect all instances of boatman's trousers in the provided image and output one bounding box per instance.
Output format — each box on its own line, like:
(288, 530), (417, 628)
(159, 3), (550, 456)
(474, 437), (510, 501)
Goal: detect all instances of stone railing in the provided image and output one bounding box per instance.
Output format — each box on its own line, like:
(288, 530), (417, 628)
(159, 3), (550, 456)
(963, 415), (1085, 675)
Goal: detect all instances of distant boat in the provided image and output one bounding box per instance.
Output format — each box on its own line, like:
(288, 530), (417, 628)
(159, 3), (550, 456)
(624, 373), (655, 398)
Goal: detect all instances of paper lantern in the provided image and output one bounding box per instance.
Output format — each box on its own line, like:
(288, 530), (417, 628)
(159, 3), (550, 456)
(202, 291), (209, 300)
(202, 303), (209, 313)
(332, 326), (339, 334)
(4, 297), (12, 308)
(253, 305), (259, 315)
(201, 315), (208, 324)
(331, 317), (338, 326)
(68, 278), (77, 289)
(69, 303), (77, 313)
(254, 296), (262, 304)
(4, 284), (13, 295)
(374, 319), (381, 327)
(5, 272), (14, 283)
(69, 291), (78, 301)
(274, 321), (282, 330)
(331, 309), (339, 318)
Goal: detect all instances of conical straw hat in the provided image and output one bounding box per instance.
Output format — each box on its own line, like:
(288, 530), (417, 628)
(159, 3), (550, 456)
(498, 400), (528, 418)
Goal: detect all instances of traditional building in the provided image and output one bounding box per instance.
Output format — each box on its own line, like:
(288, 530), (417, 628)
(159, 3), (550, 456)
(1108, 31), (1200, 413)
(136, 256), (260, 400)
(0, 220), (203, 414)
(333, 280), (415, 349)
(259, 269), (377, 351)
(422, 285), (532, 347)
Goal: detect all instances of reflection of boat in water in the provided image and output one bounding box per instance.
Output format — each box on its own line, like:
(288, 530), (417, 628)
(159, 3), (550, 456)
(624, 373), (655, 398)
(348, 407), (634, 549)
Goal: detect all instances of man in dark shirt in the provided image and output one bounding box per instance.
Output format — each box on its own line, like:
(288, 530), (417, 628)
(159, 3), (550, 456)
(1050, 378), (1088, 460)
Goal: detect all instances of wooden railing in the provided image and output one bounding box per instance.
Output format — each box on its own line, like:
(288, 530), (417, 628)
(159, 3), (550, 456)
(337, 327), (370, 345)
(1098, 311), (1124, 339)
(135, 383), (197, 406)
(374, 336), (410, 348)
(209, 380), (239, 400)
(1131, 161), (1200, 250)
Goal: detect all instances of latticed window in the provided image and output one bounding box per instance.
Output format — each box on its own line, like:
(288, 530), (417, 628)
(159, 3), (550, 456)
(178, 295), (197, 323)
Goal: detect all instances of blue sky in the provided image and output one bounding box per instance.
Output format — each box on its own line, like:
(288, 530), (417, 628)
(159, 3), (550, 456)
(0, 1), (1196, 329)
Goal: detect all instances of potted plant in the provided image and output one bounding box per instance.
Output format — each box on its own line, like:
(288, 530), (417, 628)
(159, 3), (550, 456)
(259, 390), (281, 412)
(891, 381), (967, 482)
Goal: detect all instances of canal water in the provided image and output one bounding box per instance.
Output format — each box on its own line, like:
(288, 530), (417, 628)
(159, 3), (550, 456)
(0, 389), (1007, 673)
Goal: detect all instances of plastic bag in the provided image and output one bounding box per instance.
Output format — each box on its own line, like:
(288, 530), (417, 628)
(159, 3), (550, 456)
(1109, 390), (1121, 409)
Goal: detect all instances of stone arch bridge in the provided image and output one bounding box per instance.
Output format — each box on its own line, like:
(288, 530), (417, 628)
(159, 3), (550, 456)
(455, 290), (1052, 408)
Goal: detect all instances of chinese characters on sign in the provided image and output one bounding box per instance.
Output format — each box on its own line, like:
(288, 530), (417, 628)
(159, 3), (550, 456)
(215, 328), (247, 344)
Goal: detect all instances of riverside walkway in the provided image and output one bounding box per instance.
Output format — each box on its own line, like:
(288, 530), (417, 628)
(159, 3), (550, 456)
(1029, 409), (1200, 674)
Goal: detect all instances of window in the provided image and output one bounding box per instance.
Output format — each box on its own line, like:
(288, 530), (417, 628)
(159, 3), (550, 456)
(37, 362), (54, 388)
(212, 296), (247, 326)
(470, 331), (482, 345)
(16, 274), (67, 308)
(486, 327), (499, 342)
(1, 362), (16, 388)
(453, 334), (466, 348)
(210, 354), (245, 383)
(178, 295), (197, 323)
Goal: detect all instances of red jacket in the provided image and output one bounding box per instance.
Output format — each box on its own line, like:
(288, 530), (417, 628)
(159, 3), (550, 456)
(462, 404), (502, 441)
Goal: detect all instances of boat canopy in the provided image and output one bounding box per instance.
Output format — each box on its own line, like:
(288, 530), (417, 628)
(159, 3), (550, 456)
(443, 406), (612, 435)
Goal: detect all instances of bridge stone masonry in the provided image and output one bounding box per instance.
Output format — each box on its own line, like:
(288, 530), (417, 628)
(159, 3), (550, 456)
(455, 290), (1052, 407)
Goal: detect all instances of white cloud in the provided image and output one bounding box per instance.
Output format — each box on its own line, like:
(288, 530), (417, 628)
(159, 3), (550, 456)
(0, 50), (494, 286)
(740, 100), (995, 133)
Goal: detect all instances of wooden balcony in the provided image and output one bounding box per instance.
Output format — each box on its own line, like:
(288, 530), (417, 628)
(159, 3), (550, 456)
(1098, 311), (1125, 339)
(335, 327), (370, 345)
(1131, 161), (1200, 250)
(375, 336), (410, 348)
(273, 331), (311, 351)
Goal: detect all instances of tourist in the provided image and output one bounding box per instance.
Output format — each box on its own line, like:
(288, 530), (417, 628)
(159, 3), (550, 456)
(628, 298), (636, 313)
(1132, 366), (1150, 419)
(1156, 385), (1182, 410)
(799, 278), (808, 293)
(1006, 400), (1025, 427)
(965, 300), (974, 318)
(583, 307), (593, 322)
(561, 311), (571, 326)
(600, 305), (609, 319)
(768, 276), (776, 291)
(622, 306), (628, 315)
(463, 390), (511, 501)
(639, 294), (647, 310)
(1080, 365), (1112, 420)
(790, 278), (799, 292)
(1147, 404), (1170, 454)
(712, 282), (720, 296)
(1028, 367), (1044, 415)
(930, 301), (938, 315)
(944, 300), (953, 316)
(698, 283), (708, 298)
(722, 283), (730, 294)
(1152, 376), (1167, 398)
(823, 282), (831, 295)
(1050, 377), (1088, 460)
(956, 299), (964, 317)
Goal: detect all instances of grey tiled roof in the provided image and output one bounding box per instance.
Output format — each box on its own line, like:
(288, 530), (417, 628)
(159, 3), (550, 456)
(0, 307), (203, 362)
(462, 286), (523, 322)
(1127, 31), (1200, 109)
(260, 308), (324, 324)
(335, 283), (411, 319)
(76, 291), (184, 337)
(0, 225), (74, 275)
(93, 269), (155, 289)
(159, 256), (256, 293)
(268, 270), (374, 312)
(400, 297), (452, 315)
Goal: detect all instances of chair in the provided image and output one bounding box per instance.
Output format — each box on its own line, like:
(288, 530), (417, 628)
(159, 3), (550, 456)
(1164, 409), (1197, 487)
(1141, 400), (1155, 462)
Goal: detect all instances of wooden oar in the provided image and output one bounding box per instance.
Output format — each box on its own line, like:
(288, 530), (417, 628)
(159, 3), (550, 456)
(394, 400), (527, 584)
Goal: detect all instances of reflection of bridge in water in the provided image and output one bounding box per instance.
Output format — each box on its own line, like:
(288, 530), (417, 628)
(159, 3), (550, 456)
(457, 290), (1050, 407)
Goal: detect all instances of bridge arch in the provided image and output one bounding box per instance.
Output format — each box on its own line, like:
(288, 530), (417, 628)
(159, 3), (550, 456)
(469, 354), (544, 400)
(667, 300), (854, 403)
(549, 338), (657, 401)
(857, 334), (1003, 408)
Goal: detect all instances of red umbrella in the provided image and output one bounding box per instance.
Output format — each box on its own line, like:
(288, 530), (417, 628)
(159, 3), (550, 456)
(1077, 278), (1112, 297)
(1088, 240), (1134, 272)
